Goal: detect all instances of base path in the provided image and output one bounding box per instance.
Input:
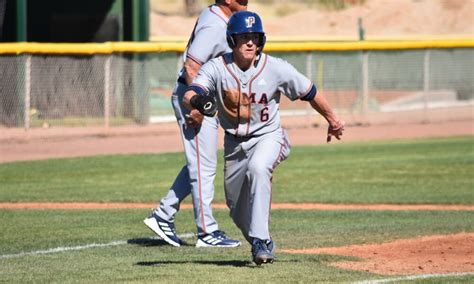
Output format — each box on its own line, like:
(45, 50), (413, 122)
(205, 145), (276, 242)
(1, 202), (473, 211)
(1, 120), (473, 163)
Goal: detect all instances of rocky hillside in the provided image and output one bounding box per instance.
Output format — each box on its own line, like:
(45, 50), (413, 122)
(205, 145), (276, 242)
(150, 0), (474, 40)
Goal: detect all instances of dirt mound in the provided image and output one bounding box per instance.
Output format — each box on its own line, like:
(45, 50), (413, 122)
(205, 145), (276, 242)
(150, 0), (474, 39)
(282, 233), (474, 275)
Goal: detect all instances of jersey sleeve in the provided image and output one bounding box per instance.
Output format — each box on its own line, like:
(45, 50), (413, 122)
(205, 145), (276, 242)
(190, 60), (219, 96)
(276, 59), (314, 101)
(186, 25), (227, 65)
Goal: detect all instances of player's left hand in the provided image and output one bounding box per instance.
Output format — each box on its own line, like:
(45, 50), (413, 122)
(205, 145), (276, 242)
(327, 120), (345, 143)
(185, 109), (204, 128)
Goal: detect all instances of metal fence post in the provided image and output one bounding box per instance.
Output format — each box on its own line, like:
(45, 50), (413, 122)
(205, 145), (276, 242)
(306, 52), (313, 79)
(306, 52), (313, 114)
(24, 54), (31, 131)
(423, 49), (431, 121)
(361, 51), (369, 117)
(104, 55), (111, 129)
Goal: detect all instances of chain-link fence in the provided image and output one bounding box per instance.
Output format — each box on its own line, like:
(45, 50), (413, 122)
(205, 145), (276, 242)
(0, 43), (473, 130)
(275, 48), (473, 119)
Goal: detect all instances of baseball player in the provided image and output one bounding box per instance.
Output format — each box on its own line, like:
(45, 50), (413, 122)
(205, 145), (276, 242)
(144, 0), (248, 248)
(183, 11), (345, 265)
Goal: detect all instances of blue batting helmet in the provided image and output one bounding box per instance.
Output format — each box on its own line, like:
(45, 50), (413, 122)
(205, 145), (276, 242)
(226, 11), (266, 51)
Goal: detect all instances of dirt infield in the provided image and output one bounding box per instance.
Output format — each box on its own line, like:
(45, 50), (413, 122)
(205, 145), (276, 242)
(1, 119), (473, 163)
(282, 233), (474, 275)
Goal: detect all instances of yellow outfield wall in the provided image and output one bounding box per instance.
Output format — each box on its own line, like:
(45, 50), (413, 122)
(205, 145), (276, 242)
(0, 38), (473, 54)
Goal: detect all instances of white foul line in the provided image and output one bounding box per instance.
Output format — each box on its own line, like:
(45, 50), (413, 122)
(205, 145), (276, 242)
(0, 233), (195, 260)
(353, 272), (474, 284)
(0, 241), (126, 260)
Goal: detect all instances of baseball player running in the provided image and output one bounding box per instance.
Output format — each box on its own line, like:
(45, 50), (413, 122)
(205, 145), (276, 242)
(183, 11), (345, 265)
(144, 0), (248, 248)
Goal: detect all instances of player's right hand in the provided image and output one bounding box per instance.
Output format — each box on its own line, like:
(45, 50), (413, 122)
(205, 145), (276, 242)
(327, 120), (345, 143)
(190, 95), (217, 117)
(185, 109), (204, 128)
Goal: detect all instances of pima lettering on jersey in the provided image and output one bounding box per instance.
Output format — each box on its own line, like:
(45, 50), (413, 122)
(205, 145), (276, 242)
(245, 16), (255, 28)
(247, 93), (268, 105)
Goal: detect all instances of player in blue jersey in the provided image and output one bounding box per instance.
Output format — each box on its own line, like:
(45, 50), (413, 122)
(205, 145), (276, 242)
(183, 11), (345, 264)
(144, 0), (248, 248)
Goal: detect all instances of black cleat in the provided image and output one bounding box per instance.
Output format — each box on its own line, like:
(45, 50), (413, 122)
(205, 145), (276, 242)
(251, 238), (275, 265)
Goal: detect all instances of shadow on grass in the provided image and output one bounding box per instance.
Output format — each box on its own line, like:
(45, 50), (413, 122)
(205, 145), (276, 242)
(135, 259), (300, 268)
(135, 260), (252, 267)
(127, 237), (193, 247)
(130, 237), (301, 268)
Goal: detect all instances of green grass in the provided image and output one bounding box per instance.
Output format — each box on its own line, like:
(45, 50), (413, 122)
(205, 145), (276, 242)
(275, 136), (474, 204)
(1, 136), (472, 204)
(1, 209), (473, 283)
(0, 136), (473, 282)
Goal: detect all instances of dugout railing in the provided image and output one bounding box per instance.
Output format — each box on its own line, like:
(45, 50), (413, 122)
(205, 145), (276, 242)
(0, 39), (473, 131)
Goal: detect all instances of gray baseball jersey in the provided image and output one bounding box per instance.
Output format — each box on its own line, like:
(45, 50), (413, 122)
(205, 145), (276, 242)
(155, 5), (232, 235)
(192, 52), (314, 136)
(190, 52), (314, 241)
(180, 5), (232, 75)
